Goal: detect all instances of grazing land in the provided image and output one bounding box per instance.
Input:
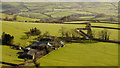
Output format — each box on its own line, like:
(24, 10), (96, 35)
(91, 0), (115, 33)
(1, 2), (119, 66)
(2, 21), (86, 46)
(2, 21), (119, 45)
(39, 42), (118, 66)
(1, 45), (24, 64)
(2, 21), (119, 66)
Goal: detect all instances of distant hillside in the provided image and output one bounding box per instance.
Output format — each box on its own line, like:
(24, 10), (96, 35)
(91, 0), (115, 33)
(2, 2), (118, 20)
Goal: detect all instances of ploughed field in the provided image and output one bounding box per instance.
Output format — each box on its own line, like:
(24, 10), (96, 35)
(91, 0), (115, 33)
(1, 21), (119, 66)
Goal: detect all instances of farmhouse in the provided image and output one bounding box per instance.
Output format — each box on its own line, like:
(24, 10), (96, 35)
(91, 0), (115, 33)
(18, 38), (65, 59)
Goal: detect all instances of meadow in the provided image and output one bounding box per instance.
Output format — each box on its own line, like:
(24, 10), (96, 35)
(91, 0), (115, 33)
(1, 42), (118, 66)
(2, 21), (86, 46)
(39, 42), (118, 66)
(45, 10), (93, 18)
(1, 20), (119, 66)
(0, 13), (40, 22)
(1, 2), (119, 66)
(2, 21), (119, 45)
(17, 12), (50, 19)
(1, 45), (24, 64)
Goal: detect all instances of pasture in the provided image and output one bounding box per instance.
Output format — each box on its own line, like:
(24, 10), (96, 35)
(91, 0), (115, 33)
(1, 2), (119, 66)
(1, 45), (24, 64)
(0, 13), (40, 22)
(2, 21), (86, 46)
(45, 11), (93, 18)
(1, 21), (119, 66)
(39, 42), (118, 66)
(17, 12), (50, 19)
(2, 21), (119, 46)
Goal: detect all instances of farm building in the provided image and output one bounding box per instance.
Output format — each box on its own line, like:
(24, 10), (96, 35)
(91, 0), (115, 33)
(17, 38), (65, 59)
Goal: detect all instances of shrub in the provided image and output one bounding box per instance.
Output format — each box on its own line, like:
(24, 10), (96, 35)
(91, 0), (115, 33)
(25, 27), (41, 36)
(2, 32), (14, 45)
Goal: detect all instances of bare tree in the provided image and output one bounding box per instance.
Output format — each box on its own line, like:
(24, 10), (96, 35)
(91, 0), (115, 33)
(58, 27), (66, 37)
(92, 30), (97, 38)
(98, 29), (110, 40)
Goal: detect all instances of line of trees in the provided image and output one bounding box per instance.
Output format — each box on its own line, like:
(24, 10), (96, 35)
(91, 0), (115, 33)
(1, 27), (110, 46)
(3, 15), (17, 21)
(92, 29), (110, 40)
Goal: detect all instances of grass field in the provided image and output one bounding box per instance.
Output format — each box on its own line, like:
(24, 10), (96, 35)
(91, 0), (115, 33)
(1, 2), (118, 66)
(65, 21), (119, 28)
(16, 16), (40, 22)
(2, 21), (86, 46)
(0, 13), (40, 22)
(79, 16), (95, 19)
(65, 21), (90, 23)
(45, 11), (93, 18)
(1, 21), (119, 66)
(39, 42), (118, 66)
(1, 42), (118, 66)
(17, 12), (50, 19)
(91, 23), (119, 28)
(92, 28), (118, 41)
(51, 11), (75, 18)
(1, 45), (24, 64)
(2, 21), (119, 45)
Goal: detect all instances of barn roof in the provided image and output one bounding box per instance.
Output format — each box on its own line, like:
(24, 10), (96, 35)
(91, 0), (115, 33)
(27, 49), (38, 56)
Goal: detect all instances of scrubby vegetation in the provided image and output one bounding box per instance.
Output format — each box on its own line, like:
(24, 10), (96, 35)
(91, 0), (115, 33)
(2, 32), (14, 45)
(25, 27), (41, 36)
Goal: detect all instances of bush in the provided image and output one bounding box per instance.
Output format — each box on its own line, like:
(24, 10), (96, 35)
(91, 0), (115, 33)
(25, 27), (41, 36)
(2, 32), (14, 45)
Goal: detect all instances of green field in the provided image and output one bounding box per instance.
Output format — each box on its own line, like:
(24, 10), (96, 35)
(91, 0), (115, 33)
(0, 13), (40, 22)
(39, 42), (118, 66)
(16, 16), (40, 22)
(1, 2), (119, 66)
(1, 45), (24, 64)
(17, 12), (50, 19)
(1, 42), (118, 66)
(2, 21), (86, 46)
(1, 21), (119, 66)
(91, 23), (119, 28)
(2, 21), (119, 45)
(79, 16), (95, 19)
(65, 21), (90, 23)
(45, 11), (93, 18)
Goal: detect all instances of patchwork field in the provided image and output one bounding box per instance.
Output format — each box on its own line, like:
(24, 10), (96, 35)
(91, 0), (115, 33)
(1, 21), (119, 66)
(2, 21), (86, 46)
(46, 11), (93, 18)
(1, 42), (118, 66)
(1, 2), (119, 67)
(2, 21), (119, 45)
(17, 12), (50, 19)
(0, 13), (40, 22)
